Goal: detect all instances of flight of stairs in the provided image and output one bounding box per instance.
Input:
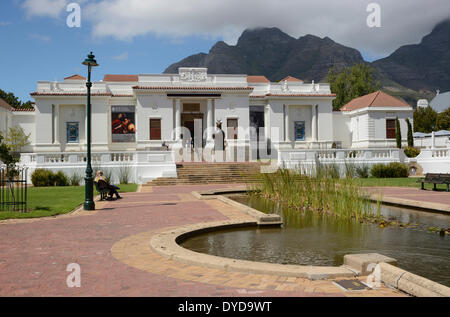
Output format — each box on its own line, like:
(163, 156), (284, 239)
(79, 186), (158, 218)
(144, 162), (267, 186)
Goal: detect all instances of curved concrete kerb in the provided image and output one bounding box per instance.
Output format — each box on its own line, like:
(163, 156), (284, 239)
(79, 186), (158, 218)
(149, 220), (356, 279)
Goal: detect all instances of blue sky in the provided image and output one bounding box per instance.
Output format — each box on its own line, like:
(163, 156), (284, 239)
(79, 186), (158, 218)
(1, 0), (449, 103)
(0, 1), (217, 102)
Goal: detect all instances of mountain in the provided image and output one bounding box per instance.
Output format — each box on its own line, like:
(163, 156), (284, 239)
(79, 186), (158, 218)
(373, 19), (450, 93)
(165, 22), (450, 104)
(164, 27), (365, 82)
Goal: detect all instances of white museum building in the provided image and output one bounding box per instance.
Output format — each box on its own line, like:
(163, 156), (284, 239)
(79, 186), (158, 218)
(2, 67), (449, 183)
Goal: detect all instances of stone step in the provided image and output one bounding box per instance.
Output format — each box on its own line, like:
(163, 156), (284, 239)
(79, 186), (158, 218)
(146, 162), (267, 186)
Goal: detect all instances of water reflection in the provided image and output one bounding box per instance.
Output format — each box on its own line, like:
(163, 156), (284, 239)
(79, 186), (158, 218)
(181, 194), (450, 286)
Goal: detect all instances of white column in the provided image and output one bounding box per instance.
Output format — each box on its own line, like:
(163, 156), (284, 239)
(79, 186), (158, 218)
(175, 99), (181, 141)
(54, 104), (60, 144)
(207, 98), (213, 141)
(284, 104), (290, 142)
(312, 104), (317, 141)
(265, 103), (271, 141)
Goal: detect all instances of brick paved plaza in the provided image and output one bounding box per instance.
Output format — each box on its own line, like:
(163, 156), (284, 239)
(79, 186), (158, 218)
(0, 184), (412, 297)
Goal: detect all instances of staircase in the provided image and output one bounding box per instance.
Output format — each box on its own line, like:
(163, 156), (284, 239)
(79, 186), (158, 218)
(144, 162), (266, 186)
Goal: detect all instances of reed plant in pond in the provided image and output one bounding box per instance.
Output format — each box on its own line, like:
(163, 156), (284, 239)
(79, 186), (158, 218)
(252, 167), (374, 221)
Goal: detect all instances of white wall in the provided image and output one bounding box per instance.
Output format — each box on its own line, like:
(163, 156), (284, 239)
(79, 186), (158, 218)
(12, 112), (35, 153)
(0, 108), (13, 135)
(346, 109), (414, 148)
(332, 111), (351, 148)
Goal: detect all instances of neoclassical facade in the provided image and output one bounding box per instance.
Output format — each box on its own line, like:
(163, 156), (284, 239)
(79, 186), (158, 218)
(1, 67), (425, 183)
(25, 68), (340, 156)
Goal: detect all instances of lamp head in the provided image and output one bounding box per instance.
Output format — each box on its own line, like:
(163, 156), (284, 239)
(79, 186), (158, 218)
(82, 52), (99, 67)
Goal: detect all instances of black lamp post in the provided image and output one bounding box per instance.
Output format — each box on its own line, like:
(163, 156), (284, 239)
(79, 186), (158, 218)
(82, 52), (99, 211)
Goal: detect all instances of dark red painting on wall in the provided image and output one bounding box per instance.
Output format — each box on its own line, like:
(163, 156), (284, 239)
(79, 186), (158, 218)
(111, 106), (136, 143)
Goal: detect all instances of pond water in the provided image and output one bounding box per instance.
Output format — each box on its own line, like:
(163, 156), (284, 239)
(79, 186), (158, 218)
(181, 194), (450, 287)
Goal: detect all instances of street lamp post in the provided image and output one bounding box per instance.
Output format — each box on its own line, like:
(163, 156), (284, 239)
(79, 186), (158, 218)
(82, 52), (99, 211)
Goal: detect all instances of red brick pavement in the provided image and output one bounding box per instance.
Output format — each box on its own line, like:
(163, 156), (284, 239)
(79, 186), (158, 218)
(366, 186), (450, 206)
(0, 184), (342, 297)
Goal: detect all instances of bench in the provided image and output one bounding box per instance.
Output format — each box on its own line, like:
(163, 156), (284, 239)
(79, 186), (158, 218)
(417, 173), (450, 192)
(94, 180), (110, 200)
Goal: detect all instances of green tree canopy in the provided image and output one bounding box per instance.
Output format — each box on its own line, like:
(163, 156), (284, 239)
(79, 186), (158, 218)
(0, 89), (33, 109)
(436, 108), (450, 131)
(413, 106), (438, 133)
(327, 63), (380, 111)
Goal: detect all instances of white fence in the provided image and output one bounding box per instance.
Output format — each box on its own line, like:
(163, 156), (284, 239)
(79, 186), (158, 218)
(20, 151), (177, 185)
(410, 149), (450, 174)
(279, 148), (450, 175)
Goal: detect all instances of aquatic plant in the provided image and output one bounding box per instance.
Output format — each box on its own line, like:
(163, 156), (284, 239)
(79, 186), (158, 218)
(253, 167), (375, 221)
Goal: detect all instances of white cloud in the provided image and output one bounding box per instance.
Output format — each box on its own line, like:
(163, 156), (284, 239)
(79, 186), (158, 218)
(0, 21), (12, 26)
(22, 0), (450, 58)
(112, 52), (128, 61)
(22, 0), (69, 18)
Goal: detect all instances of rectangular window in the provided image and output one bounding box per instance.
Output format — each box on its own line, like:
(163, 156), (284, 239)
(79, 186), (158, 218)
(294, 121), (305, 141)
(150, 119), (161, 140)
(227, 119), (238, 140)
(386, 119), (396, 139)
(67, 122), (79, 143)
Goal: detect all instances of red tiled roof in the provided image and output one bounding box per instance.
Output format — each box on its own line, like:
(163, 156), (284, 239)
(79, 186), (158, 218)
(104, 74), (138, 82)
(30, 92), (112, 96)
(12, 107), (35, 112)
(0, 98), (13, 111)
(340, 91), (411, 111)
(247, 75), (269, 83)
(251, 93), (335, 98)
(133, 86), (254, 91)
(64, 74), (86, 80)
(281, 76), (303, 82)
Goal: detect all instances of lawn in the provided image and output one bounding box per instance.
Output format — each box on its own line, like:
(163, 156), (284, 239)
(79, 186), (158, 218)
(354, 177), (448, 190)
(0, 184), (138, 220)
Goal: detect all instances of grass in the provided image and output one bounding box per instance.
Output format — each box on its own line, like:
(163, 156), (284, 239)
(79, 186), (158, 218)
(354, 177), (448, 190)
(0, 184), (138, 220)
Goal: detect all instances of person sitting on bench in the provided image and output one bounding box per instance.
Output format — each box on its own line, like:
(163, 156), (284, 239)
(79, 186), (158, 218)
(94, 170), (122, 200)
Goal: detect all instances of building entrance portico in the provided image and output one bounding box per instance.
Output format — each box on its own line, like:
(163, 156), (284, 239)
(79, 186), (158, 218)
(181, 112), (204, 148)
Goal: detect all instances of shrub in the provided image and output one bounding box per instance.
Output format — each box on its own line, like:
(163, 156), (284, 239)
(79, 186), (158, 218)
(54, 171), (69, 186)
(370, 162), (408, 178)
(102, 168), (114, 184)
(31, 169), (55, 187)
(31, 169), (70, 187)
(355, 164), (370, 178)
(118, 164), (132, 184)
(69, 172), (82, 186)
(403, 146), (421, 158)
(344, 162), (357, 178)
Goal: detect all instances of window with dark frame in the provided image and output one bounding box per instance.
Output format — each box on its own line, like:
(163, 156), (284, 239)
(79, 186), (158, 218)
(386, 119), (396, 139)
(227, 118), (238, 140)
(150, 118), (161, 140)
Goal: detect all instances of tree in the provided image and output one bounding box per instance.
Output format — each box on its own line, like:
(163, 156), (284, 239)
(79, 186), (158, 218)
(0, 133), (20, 210)
(436, 108), (450, 131)
(413, 106), (438, 133)
(0, 89), (34, 109)
(327, 63), (380, 110)
(395, 117), (402, 148)
(405, 118), (414, 147)
(4, 126), (31, 153)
